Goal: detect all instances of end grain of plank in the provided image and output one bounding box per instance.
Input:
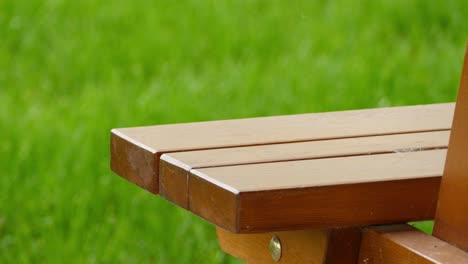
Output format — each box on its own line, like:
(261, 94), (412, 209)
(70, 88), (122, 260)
(189, 172), (239, 232)
(159, 157), (190, 208)
(110, 130), (158, 193)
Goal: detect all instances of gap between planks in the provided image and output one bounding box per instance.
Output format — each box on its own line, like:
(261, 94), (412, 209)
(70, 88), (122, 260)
(159, 131), (449, 210)
(162, 131), (450, 170)
(170, 149), (446, 233)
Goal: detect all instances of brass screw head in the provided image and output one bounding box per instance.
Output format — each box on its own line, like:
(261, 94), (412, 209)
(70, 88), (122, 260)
(269, 236), (282, 262)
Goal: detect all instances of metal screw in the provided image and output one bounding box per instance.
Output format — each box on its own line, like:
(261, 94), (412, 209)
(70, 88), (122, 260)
(269, 236), (282, 262)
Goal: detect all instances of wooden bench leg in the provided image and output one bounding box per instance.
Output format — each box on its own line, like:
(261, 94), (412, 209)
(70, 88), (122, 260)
(358, 224), (468, 264)
(433, 43), (468, 251)
(216, 227), (361, 263)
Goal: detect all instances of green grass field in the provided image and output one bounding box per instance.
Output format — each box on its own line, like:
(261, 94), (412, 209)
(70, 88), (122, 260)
(1, 1), (468, 263)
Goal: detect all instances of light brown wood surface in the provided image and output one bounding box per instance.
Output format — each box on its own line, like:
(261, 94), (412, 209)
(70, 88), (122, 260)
(160, 131), (449, 207)
(217, 227), (361, 264)
(111, 103), (454, 193)
(192, 150), (446, 192)
(189, 150), (446, 233)
(163, 131), (449, 169)
(359, 225), (468, 263)
(433, 45), (468, 251)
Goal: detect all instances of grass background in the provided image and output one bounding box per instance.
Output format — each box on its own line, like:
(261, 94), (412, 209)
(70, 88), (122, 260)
(1, 0), (468, 263)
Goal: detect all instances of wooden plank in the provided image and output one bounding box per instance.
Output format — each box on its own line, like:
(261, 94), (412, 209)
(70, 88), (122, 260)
(192, 149), (446, 192)
(217, 227), (361, 264)
(324, 228), (363, 263)
(189, 150), (446, 233)
(163, 131), (449, 169)
(111, 132), (155, 191)
(433, 44), (468, 251)
(359, 224), (468, 263)
(160, 131), (449, 207)
(111, 103), (454, 193)
(217, 228), (328, 263)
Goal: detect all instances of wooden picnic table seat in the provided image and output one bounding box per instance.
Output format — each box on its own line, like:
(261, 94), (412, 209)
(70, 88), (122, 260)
(110, 45), (468, 263)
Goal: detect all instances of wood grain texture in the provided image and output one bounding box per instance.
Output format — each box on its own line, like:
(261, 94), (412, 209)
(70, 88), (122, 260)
(192, 149), (446, 192)
(189, 150), (446, 233)
(358, 225), (468, 264)
(163, 131), (449, 169)
(160, 131), (449, 207)
(217, 227), (361, 264)
(433, 44), (468, 251)
(159, 159), (189, 208)
(110, 131), (156, 191)
(111, 103), (454, 193)
(324, 227), (363, 263)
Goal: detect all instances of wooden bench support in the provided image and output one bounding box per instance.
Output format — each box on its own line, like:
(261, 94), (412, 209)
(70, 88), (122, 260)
(217, 227), (361, 263)
(433, 44), (468, 251)
(110, 43), (468, 264)
(359, 225), (468, 264)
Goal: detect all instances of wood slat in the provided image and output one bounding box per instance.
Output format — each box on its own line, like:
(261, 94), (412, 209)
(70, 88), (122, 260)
(160, 131), (449, 207)
(217, 227), (361, 264)
(359, 224), (468, 263)
(433, 44), (468, 251)
(111, 103), (454, 193)
(189, 150), (446, 233)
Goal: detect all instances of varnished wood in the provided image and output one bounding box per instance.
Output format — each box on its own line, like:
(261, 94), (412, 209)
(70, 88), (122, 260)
(359, 225), (468, 263)
(433, 44), (468, 251)
(217, 227), (361, 263)
(217, 228), (328, 264)
(111, 103), (454, 193)
(189, 150), (445, 233)
(324, 228), (362, 263)
(192, 150), (445, 193)
(160, 131), (449, 207)
(111, 132), (156, 191)
(109, 46), (468, 263)
(159, 160), (189, 208)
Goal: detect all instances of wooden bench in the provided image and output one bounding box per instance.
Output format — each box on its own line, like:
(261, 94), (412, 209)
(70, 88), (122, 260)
(110, 45), (468, 263)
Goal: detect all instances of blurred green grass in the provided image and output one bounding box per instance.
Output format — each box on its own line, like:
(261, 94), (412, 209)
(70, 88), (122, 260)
(1, 0), (467, 263)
